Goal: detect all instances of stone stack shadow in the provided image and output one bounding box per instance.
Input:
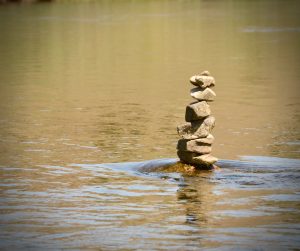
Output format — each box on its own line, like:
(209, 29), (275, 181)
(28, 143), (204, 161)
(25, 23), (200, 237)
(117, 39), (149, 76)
(177, 71), (218, 168)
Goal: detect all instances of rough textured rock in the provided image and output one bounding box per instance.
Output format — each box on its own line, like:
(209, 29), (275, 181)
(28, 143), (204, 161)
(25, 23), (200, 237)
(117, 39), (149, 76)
(190, 75), (215, 88)
(193, 154), (218, 165)
(177, 151), (198, 164)
(189, 75), (198, 85)
(190, 87), (216, 101)
(195, 134), (215, 144)
(177, 151), (218, 166)
(177, 139), (212, 154)
(200, 70), (210, 76)
(177, 70), (218, 169)
(177, 116), (215, 139)
(185, 101), (211, 122)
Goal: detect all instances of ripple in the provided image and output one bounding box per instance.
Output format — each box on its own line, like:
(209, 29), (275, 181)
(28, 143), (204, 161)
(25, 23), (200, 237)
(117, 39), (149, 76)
(242, 26), (300, 33)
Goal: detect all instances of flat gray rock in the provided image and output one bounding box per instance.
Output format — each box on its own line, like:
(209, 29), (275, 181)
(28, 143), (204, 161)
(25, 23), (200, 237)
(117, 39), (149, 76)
(177, 116), (215, 139)
(190, 75), (215, 88)
(190, 87), (216, 101)
(177, 139), (212, 154)
(185, 101), (210, 122)
(177, 151), (218, 165)
(193, 154), (218, 165)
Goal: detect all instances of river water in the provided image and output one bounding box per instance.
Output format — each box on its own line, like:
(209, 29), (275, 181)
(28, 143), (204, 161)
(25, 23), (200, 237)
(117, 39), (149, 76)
(0, 1), (300, 250)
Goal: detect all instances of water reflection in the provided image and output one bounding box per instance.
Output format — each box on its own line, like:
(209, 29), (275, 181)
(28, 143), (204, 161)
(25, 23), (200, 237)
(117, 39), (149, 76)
(1, 155), (300, 250)
(176, 157), (300, 249)
(177, 173), (214, 226)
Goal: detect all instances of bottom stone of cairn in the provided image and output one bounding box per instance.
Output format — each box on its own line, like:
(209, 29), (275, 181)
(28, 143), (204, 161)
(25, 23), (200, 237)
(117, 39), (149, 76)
(177, 151), (218, 167)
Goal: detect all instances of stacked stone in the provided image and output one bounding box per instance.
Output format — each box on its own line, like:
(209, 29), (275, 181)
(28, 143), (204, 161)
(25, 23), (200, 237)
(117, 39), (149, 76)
(176, 71), (218, 168)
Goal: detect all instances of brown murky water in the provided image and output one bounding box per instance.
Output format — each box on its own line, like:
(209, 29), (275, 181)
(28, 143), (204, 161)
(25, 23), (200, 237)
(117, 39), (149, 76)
(0, 1), (300, 250)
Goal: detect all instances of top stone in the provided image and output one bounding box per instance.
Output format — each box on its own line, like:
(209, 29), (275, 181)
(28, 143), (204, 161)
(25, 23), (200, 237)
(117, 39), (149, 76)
(200, 70), (210, 76)
(190, 71), (215, 88)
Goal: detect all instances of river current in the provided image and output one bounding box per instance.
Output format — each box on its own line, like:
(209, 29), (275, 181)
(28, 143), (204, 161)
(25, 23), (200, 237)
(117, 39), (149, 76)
(0, 1), (300, 250)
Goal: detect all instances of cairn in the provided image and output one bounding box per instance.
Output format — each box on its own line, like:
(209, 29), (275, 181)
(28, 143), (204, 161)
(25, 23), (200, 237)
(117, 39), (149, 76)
(177, 71), (218, 168)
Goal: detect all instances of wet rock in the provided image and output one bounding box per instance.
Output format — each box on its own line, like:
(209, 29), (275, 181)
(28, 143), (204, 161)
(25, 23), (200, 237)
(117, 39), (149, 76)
(177, 116), (215, 139)
(193, 154), (218, 165)
(190, 87), (216, 101)
(190, 75), (215, 88)
(177, 151), (218, 166)
(177, 139), (212, 154)
(185, 101), (211, 122)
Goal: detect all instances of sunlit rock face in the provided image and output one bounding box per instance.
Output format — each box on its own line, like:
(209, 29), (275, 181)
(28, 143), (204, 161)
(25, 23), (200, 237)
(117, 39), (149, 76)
(177, 116), (215, 140)
(185, 101), (211, 122)
(189, 71), (215, 88)
(177, 71), (218, 168)
(177, 139), (212, 155)
(190, 87), (216, 102)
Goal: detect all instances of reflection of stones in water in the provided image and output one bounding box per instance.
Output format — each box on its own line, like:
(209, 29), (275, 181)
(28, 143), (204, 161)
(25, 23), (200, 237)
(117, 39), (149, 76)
(176, 173), (215, 225)
(144, 160), (217, 227)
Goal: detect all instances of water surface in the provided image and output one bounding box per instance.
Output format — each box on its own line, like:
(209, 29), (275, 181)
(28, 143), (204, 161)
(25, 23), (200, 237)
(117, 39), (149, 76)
(0, 1), (300, 250)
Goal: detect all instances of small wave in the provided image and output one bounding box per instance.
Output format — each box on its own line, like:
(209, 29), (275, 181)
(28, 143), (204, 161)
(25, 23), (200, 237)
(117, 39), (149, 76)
(241, 26), (300, 33)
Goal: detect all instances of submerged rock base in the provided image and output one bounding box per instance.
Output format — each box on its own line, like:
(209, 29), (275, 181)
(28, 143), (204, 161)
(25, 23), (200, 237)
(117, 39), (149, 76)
(177, 71), (218, 169)
(151, 161), (218, 175)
